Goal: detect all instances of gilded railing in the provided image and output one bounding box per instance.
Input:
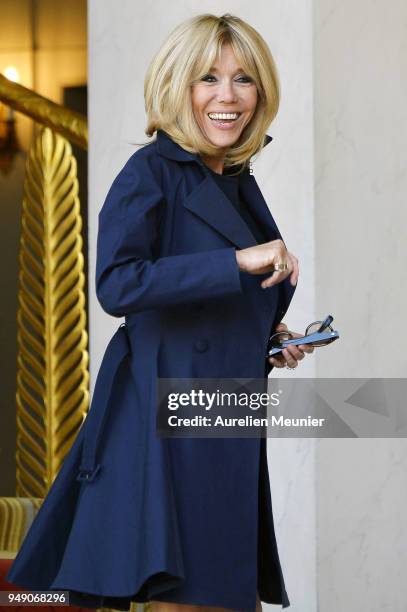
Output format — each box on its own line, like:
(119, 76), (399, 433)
(0, 74), (87, 148)
(16, 126), (89, 497)
(0, 74), (89, 497)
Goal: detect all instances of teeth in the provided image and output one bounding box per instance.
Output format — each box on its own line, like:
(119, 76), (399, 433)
(208, 113), (239, 120)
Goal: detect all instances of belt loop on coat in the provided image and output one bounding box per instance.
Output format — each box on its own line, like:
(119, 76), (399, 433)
(76, 322), (130, 483)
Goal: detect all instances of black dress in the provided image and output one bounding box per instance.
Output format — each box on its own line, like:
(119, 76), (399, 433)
(205, 164), (287, 609)
(206, 164), (285, 327)
(206, 164), (270, 245)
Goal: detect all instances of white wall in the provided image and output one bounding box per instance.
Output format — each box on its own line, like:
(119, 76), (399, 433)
(314, 0), (407, 379)
(314, 1), (407, 611)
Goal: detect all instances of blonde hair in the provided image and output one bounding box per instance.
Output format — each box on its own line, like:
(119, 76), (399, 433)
(143, 13), (280, 172)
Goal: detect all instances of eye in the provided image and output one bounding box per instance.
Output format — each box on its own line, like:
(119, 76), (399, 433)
(237, 75), (253, 83)
(200, 73), (253, 84)
(201, 74), (216, 82)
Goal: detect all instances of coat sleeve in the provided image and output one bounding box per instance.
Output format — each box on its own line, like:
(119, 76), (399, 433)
(95, 153), (243, 317)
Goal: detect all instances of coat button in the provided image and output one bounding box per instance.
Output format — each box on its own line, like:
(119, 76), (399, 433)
(194, 339), (209, 352)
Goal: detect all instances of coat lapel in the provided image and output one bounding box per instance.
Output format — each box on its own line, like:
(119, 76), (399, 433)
(156, 129), (275, 249)
(182, 174), (258, 249)
(182, 161), (284, 250)
(183, 166), (297, 319)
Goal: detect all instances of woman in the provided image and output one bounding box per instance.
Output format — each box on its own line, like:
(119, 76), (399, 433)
(6, 12), (313, 612)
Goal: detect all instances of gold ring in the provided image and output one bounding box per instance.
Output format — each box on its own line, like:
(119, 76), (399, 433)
(273, 262), (288, 272)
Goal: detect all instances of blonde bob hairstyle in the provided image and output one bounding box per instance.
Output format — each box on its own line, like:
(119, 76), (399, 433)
(142, 13), (280, 173)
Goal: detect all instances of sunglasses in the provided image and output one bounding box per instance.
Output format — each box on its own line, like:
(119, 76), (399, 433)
(266, 314), (340, 357)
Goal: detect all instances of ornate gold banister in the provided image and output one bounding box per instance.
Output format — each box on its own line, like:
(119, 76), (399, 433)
(1, 75), (89, 502)
(0, 73), (87, 150)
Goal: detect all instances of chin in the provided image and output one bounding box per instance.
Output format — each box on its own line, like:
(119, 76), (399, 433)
(205, 130), (241, 149)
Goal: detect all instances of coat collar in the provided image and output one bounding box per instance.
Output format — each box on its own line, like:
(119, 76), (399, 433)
(156, 128), (273, 165)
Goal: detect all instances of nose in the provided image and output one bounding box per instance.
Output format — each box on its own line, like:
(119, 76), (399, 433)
(217, 78), (238, 103)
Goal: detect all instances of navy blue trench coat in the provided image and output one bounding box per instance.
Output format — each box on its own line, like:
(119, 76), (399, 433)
(6, 129), (297, 611)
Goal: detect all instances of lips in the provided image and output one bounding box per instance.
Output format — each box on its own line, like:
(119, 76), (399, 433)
(206, 113), (242, 130)
(207, 112), (241, 122)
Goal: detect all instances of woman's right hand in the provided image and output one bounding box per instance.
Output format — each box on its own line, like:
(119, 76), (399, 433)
(235, 239), (299, 289)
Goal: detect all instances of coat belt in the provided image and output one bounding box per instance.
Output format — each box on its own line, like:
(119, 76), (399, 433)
(76, 322), (130, 483)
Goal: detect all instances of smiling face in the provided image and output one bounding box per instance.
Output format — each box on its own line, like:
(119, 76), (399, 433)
(191, 43), (258, 169)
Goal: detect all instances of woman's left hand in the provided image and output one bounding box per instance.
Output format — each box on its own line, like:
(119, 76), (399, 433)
(267, 322), (315, 369)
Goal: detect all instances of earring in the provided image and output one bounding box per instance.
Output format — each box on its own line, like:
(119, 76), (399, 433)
(249, 160), (254, 175)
